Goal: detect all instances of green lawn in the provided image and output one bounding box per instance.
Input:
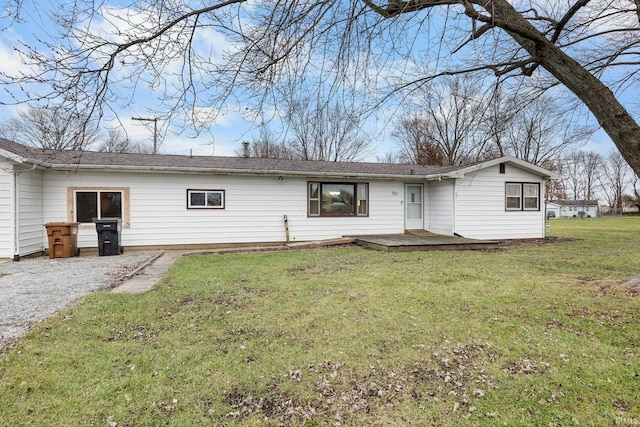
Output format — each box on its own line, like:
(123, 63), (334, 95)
(1, 217), (639, 426)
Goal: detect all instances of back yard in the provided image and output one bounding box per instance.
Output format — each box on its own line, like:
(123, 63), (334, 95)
(0, 218), (639, 426)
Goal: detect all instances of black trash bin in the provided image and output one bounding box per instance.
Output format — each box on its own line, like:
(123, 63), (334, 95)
(94, 218), (123, 256)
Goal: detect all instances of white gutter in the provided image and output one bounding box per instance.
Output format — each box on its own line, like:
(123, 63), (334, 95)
(0, 148), (28, 164)
(44, 163), (460, 181)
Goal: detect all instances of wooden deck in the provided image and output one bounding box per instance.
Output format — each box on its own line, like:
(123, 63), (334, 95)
(351, 231), (499, 252)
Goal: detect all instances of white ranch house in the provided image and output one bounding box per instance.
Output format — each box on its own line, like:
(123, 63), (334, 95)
(1, 139), (558, 260)
(545, 200), (599, 219)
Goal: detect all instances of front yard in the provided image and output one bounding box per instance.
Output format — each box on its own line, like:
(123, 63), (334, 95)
(1, 217), (639, 426)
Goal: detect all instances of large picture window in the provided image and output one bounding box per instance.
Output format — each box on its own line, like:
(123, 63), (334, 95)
(73, 189), (124, 223)
(187, 189), (225, 209)
(308, 182), (369, 217)
(506, 182), (540, 211)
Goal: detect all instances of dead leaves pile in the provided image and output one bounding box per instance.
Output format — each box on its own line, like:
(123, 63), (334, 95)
(223, 344), (504, 425)
(502, 357), (551, 375)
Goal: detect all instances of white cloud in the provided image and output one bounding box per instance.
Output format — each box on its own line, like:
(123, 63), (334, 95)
(0, 36), (25, 77)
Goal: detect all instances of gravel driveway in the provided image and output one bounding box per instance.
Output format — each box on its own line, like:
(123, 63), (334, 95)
(0, 252), (156, 351)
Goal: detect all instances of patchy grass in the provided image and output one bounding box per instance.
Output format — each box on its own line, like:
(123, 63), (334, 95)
(1, 218), (639, 426)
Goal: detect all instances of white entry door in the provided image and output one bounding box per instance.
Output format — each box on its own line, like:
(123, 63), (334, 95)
(405, 184), (424, 230)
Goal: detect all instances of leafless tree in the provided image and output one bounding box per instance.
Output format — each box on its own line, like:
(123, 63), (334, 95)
(490, 93), (593, 166)
(376, 151), (400, 163)
(625, 175), (640, 212)
(392, 75), (492, 166)
(0, 107), (100, 150)
(392, 115), (446, 165)
(562, 153), (586, 200)
(581, 151), (603, 200)
(395, 81), (590, 167)
(599, 151), (632, 214)
(541, 159), (567, 202)
(284, 99), (371, 162)
(558, 150), (603, 201)
(234, 126), (292, 159)
(96, 128), (154, 154)
(1, 1), (640, 174)
(97, 128), (129, 153)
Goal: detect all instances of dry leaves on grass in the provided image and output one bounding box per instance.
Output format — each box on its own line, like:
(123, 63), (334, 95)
(622, 275), (640, 296)
(222, 344), (502, 425)
(502, 357), (552, 375)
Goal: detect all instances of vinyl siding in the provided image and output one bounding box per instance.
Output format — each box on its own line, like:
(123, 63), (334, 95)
(17, 168), (44, 255)
(0, 162), (13, 258)
(43, 170), (407, 248)
(426, 180), (454, 235)
(454, 164), (545, 239)
(558, 205), (598, 218)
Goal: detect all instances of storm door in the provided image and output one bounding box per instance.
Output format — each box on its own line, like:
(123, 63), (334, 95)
(405, 184), (424, 230)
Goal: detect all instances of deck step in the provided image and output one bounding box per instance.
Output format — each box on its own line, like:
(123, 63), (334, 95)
(353, 233), (500, 252)
(285, 237), (356, 249)
(404, 229), (439, 237)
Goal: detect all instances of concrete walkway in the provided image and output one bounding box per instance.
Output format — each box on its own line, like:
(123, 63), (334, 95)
(111, 250), (185, 294)
(110, 238), (357, 294)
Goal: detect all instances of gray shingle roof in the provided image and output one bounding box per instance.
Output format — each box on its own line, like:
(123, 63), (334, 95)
(0, 138), (462, 178)
(549, 200), (599, 206)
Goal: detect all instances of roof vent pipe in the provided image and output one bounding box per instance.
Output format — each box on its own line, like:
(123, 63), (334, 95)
(242, 141), (250, 158)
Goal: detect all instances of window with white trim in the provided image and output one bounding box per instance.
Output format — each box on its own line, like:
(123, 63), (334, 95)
(357, 183), (368, 216)
(187, 189), (225, 209)
(308, 182), (369, 217)
(505, 182), (539, 211)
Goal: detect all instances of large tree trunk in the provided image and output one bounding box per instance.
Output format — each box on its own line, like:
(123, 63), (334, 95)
(479, 0), (640, 176)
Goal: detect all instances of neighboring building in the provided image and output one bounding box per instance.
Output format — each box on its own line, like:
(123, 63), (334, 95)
(623, 202), (640, 214)
(546, 200), (599, 219)
(0, 139), (558, 260)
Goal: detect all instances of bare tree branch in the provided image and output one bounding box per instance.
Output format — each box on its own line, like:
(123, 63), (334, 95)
(1, 0), (640, 176)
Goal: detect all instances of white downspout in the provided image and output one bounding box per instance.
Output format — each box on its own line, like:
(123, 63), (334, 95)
(542, 180), (548, 237)
(12, 169), (20, 261)
(452, 179), (457, 236)
(42, 170), (46, 252)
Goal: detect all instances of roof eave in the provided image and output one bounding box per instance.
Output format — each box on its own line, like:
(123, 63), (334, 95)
(0, 150), (56, 169)
(455, 156), (559, 180)
(0, 148), (28, 164)
(45, 163), (457, 181)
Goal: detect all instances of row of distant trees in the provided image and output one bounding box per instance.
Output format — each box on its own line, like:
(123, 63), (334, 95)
(2, 1), (640, 178)
(1, 74), (637, 208)
(0, 108), (153, 154)
(552, 151), (640, 214)
(244, 75), (595, 166)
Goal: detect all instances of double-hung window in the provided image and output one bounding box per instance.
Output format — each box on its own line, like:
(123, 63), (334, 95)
(505, 182), (540, 211)
(308, 182), (369, 217)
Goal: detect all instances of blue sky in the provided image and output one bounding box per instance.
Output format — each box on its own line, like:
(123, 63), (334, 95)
(0, 2), (271, 156)
(0, 1), (623, 160)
